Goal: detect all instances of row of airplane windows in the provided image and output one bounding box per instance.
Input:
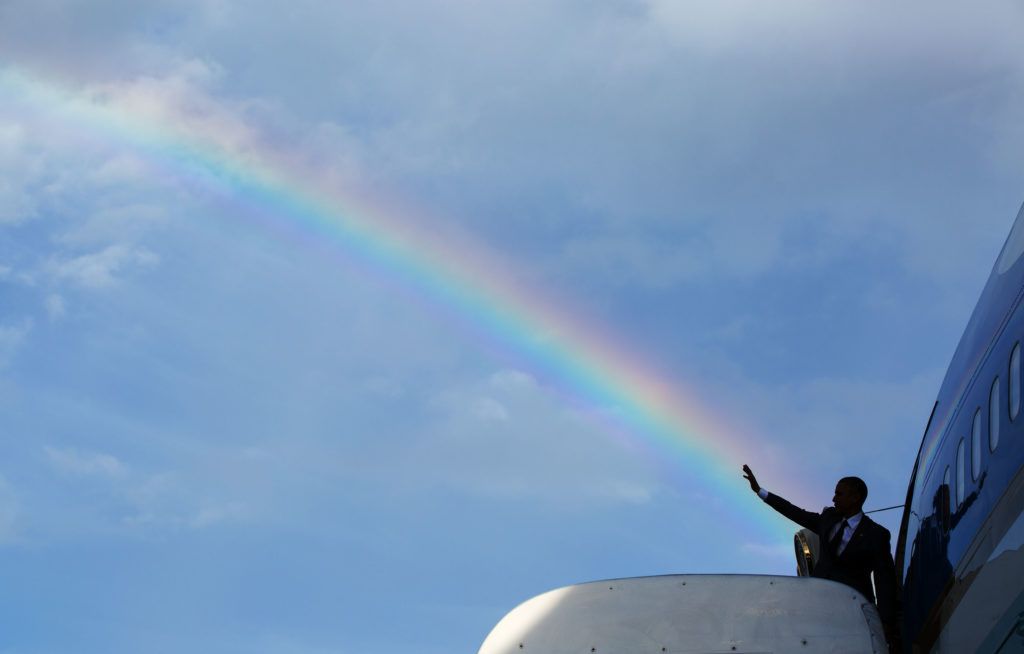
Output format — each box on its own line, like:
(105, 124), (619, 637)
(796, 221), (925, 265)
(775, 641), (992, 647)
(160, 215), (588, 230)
(945, 342), (1022, 515)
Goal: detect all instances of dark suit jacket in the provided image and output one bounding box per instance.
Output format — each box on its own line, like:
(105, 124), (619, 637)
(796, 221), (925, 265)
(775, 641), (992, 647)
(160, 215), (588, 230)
(765, 493), (898, 623)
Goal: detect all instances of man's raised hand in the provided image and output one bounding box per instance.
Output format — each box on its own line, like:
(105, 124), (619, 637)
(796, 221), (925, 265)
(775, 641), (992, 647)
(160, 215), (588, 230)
(742, 464), (761, 494)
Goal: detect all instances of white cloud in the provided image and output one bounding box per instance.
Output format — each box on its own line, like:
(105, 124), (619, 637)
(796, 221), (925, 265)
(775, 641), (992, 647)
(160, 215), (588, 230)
(472, 397), (509, 422)
(86, 153), (154, 186)
(86, 58), (264, 156)
(45, 446), (126, 478)
(57, 202), (170, 248)
(49, 244), (159, 289)
(3, 1), (1017, 298)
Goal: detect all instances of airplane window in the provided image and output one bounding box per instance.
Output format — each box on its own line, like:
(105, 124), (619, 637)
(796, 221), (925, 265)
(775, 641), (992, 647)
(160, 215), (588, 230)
(991, 377), (1001, 451)
(972, 409), (982, 481)
(1011, 343), (1021, 422)
(956, 439), (966, 508)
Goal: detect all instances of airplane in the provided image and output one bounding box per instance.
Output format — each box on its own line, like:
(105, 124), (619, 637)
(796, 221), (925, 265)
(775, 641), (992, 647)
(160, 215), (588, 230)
(477, 200), (1024, 653)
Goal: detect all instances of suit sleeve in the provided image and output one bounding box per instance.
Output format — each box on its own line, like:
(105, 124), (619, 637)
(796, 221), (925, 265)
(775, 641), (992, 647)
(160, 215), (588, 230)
(763, 493), (823, 532)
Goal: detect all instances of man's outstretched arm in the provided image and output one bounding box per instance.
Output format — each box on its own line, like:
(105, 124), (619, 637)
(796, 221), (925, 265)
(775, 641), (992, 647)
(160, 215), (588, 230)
(742, 464), (823, 532)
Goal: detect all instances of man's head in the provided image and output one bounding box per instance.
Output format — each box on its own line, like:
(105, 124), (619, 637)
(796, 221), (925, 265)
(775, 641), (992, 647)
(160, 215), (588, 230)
(833, 477), (868, 517)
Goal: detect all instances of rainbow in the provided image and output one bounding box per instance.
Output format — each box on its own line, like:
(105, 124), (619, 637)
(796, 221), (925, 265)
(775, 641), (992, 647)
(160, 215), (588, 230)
(2, 67), (795, 539)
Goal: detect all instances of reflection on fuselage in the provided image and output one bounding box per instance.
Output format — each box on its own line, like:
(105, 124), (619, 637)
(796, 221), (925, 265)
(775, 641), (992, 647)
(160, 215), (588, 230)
(896, 201), (1024, 652)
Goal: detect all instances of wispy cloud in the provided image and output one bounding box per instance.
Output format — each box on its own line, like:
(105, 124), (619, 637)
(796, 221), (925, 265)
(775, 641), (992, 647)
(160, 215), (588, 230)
(44, 293), (65, 320)
(0, 319), (31, 368)
(471, 397), (509, 422)
(120, 471), (250, 532)
(419, 369), (660, 507)
(44, 446), (127, 478)
(0, 178), (36, 224)
(188, 501), (247, 529)
(0, 122), (38, 225)
(48, 244), (158, 290)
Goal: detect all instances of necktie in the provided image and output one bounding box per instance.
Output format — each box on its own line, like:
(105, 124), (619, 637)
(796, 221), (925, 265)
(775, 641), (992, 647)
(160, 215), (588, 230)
(829, 520), (849, 557)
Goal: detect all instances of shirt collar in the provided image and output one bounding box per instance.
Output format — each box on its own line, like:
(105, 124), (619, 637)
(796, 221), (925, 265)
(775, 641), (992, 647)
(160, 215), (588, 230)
(845, 512), (864, 529)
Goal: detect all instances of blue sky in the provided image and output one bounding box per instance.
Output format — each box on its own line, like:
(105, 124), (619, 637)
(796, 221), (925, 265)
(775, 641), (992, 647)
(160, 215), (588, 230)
(2, 1), (1024, 652)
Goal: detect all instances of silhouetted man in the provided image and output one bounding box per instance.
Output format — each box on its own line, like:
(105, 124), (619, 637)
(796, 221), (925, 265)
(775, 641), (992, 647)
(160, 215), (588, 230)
(742, 464), (899, 648)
